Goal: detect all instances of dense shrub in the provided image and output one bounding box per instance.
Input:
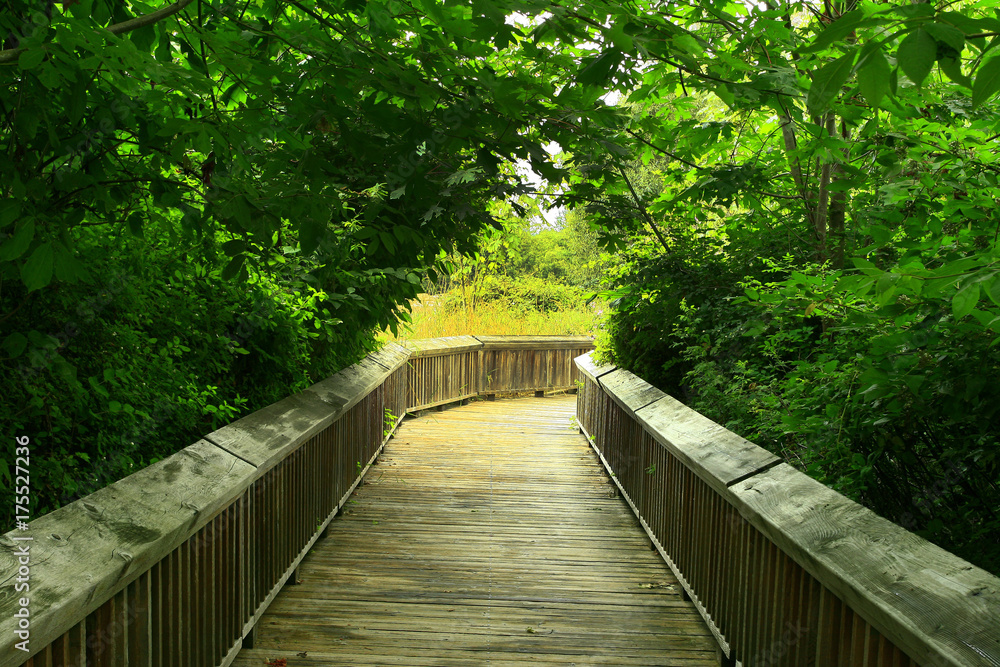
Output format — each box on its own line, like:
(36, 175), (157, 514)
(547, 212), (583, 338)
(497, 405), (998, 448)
(445, 274), (586, 315)
(1, 230), (382, 527)
(599, 233), (1000, 575)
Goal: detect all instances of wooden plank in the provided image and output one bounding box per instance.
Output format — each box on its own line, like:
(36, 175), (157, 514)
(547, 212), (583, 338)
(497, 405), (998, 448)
(635, 395), (780, 497)
(404, 336), (483, 357)
(303, 356), (390, 415)
(369, 342), (411, 373)
(406, 393), (480, 413)
(574, 351), (616, 383)
(0, 440), (256, 667)
(474, 335), (595, 351)
(229, 396), (719, 666)
(205, 393), (338, 470)
(730, 463), (1000, 667)
(598, 368), (667, 415)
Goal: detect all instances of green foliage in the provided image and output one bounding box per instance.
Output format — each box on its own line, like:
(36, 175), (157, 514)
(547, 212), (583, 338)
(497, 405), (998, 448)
(515, 229), (576, 282)
(446, 274), (585, 315)
(1, 225), (373, 526)
(2, 0), (999, 576)
(577, 0), (1000, 575)
(603, 239), (1000, 573)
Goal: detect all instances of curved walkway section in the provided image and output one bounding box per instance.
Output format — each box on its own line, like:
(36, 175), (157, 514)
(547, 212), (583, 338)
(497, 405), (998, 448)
(233, 395), (719, 666)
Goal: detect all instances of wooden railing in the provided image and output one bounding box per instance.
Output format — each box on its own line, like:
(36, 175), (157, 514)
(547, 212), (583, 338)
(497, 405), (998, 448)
(575, 352), (1000, 667)
(1, 335), (592, 667)
(405, 335), (594, 410)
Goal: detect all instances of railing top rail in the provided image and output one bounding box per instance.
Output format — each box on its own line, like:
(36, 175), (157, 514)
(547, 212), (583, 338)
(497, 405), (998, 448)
(732, 462), (1000, 667)
(0, 439), (257, 665)
(403, 334), (594, 357)
(474, 334), (595, 350)
(575, 352), (617, 382)
(403, 335), (483, 356)
(370, 342), (411, 373)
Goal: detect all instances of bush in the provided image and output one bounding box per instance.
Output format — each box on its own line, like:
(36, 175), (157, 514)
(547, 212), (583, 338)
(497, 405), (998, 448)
(599, 234), (1000, 575)
(445, 274), (586, 315)
(1, 231), (375, 528)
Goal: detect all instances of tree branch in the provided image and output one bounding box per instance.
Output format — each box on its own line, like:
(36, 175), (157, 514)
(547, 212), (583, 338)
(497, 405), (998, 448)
(616, 166), (671, 253)
(0, 0), (195, 64)
(623, 128), (701, 170)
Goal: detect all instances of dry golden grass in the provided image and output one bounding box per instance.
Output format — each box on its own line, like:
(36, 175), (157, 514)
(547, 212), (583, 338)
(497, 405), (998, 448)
(379, 294), (603, 342)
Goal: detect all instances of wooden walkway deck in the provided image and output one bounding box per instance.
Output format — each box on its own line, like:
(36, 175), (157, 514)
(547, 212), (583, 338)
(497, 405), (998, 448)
(232, 395), (720, 666)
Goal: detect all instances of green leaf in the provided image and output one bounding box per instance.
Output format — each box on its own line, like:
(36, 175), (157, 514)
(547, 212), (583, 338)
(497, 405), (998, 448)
(127, 212), (144, 238)
(21, 242), (54, 291)
(53, 243), (90, 284)
(379, 231), (397, 255)
(299, 218), (326, 255)
(986, 274), (1000, 307)
(221, 254), (245, 281)
(939, 56), (971, 88)
(807, 49), (857, 115)
(2, 333), (28, 358)
(179, 39), (206, 74)
(714, 83), (734, 107)
(222, 239), (247, 256)
(131, 23), (157, 52)
(0, 219), (35, 260)
(576, 49), (623, 87)
(803, 10), (869, 54)
(858, 48), (890, 107)
(972, 55), (1000, 108)
(0, 200), (19, 229)
(952, 281), (979, 320)
(67, 79), (88, 126)
(924, 22), (966, 53)
(18, 48), (45, 70)
(156, 24), (172, 62)
(897, 28), (937, 87)
(88, 375), (110, 398)
(605, 22), (633, 52)
(893, 3), (936, 19)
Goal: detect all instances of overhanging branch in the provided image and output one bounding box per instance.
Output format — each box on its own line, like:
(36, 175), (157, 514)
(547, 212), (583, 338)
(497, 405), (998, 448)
(0, 0), (195, 64)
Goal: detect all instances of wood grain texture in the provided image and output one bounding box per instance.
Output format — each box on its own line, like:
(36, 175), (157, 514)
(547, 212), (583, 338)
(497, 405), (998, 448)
(231, 396), (719, 667)
(474, 335), (595, 351)
(369, 342), (411, 373)
(731, 463), (1000, 667)
(304, 355), (393, 415)
(575, 351), (616, 383)
(0, 440), (256, 667)
(205, 393), (340, 471)
(599, 369), (667, 415)
(405, 336), (483, 357)
(635, 395), (780, 497)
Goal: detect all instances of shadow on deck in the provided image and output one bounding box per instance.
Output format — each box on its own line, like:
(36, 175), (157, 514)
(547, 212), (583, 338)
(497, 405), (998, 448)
(233, 395), (720, 666)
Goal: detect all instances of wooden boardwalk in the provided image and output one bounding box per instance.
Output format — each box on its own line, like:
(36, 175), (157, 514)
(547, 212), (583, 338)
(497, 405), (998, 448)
(233, 395), (720, 666)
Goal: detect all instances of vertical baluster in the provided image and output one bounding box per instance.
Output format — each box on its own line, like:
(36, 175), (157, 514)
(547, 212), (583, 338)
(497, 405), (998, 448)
(128, 575), (151, 666)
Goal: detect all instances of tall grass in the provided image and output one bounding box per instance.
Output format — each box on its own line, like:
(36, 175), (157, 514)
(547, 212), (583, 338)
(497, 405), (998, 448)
(379, 294), (603, 342)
